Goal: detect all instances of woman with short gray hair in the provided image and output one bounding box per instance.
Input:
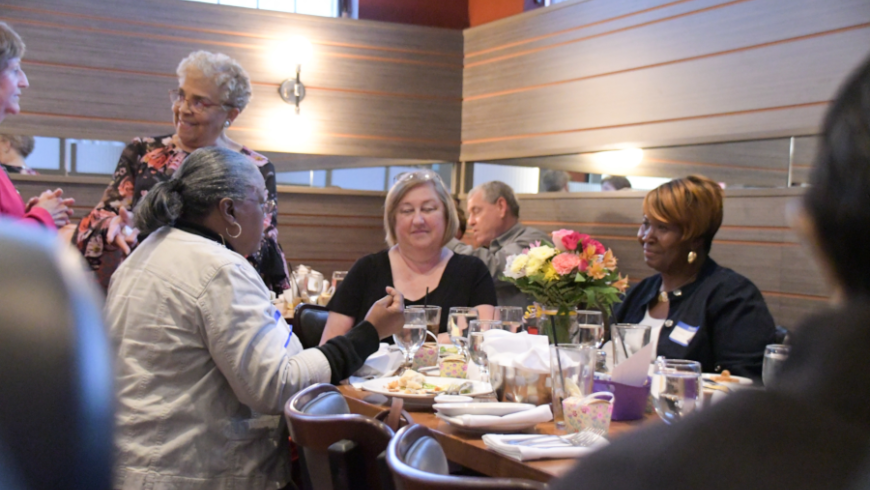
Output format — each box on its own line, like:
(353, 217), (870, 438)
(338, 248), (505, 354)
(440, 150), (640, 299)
(107, 147), (405, 490)
(75, 50), (290, 293)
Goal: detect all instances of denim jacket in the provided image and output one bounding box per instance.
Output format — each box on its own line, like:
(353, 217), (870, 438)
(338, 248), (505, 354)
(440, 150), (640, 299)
(105, 227), (333, 490)
(613, 258), (776, 377)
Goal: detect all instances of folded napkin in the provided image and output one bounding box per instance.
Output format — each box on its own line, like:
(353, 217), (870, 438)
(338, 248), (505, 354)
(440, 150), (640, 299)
(482, 330), (550, 374)
(437, 404), (552, 429)
(611, 342), (654, 387)
(351, 343), (404, 383)
(482, 432), (609, 462)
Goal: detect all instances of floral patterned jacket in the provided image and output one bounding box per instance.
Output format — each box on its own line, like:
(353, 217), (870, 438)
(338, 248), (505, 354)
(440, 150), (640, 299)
(74, 135), (290, 293)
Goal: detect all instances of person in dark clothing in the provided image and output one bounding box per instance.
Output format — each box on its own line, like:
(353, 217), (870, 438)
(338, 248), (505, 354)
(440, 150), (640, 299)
(552, 53), (870, 490)
(613, 174), (775, 377)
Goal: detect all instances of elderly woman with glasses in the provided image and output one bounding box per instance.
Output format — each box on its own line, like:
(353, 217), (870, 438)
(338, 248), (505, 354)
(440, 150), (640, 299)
(320, 170), (496, 344)
(74, 50), (290, 293)
(107, 147), (405, 489)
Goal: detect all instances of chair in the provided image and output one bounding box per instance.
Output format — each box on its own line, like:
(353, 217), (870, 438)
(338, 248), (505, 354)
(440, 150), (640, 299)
(285, 383), (398, 490)
(295, 303), (330, 348)
(0, 221), (114, 489)
(387, 425), (547, 490)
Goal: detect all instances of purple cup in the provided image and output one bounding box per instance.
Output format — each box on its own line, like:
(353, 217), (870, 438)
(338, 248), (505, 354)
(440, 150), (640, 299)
(592, 377), (651, 421)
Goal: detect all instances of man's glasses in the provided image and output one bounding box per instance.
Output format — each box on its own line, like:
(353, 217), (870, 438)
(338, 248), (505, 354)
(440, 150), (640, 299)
(169, 89), (230, 114)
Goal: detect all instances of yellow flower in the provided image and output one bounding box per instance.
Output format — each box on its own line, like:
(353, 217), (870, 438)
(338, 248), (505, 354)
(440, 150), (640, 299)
(542, 262), (560, 282)
(506, 254), (529, 279)
(602, 249), (618, 269)
(525, 245), (556, 275)
(587, 259), (607, 280)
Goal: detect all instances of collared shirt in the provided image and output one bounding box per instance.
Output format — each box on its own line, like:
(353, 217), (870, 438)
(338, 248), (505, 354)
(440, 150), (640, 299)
(613, 257), (776, 377)
(448, 222), (551, 307)
(106, 227), (335, 490)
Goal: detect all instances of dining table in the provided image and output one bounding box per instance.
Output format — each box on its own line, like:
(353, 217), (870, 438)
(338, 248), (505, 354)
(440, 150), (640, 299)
(337, 384), (658, 483)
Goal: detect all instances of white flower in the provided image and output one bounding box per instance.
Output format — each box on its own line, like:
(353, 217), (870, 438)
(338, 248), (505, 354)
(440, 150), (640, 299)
(504, 254), (529, 279)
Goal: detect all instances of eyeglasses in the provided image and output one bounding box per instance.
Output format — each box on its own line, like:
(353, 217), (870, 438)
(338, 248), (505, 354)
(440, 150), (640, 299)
(262, 199), (277, 215)
(394, 170), (442, 184)
(169, 89), (230, 114)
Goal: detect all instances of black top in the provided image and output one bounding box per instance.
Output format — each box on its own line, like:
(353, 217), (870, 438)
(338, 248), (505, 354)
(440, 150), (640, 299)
(613, 257), (775, 377)
(327, 249), (498, 334)
(552, 298), (870, 490)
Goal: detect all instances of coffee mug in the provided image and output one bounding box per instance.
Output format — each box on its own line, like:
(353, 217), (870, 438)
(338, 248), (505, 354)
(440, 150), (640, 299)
(562, 391), (615, 433)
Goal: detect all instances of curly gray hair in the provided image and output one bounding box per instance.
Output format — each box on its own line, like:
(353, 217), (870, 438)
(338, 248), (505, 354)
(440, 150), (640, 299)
(176, 51), (252, 111)
(0, 22), (25, 72)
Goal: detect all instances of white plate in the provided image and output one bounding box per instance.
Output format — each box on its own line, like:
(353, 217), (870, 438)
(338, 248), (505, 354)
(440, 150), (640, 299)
(702, 373), (753, 386)
(433, 402), (535, 418)
(361, 376), (491, 400)
(434, 413), (539, 434)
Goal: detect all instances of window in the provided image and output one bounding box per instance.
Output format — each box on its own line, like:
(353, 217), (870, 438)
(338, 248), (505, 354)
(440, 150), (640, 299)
(275, 164), (453, 191)
(182, 0), (338, 17)
(472, 163), (540, 194)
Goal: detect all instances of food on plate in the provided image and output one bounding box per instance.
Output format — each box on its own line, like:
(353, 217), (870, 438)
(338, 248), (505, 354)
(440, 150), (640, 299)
(385, 369), (444, 395)
(446, 381), (474, 395)
(439, 345), (459, 356)
(710, 370), (740, 384)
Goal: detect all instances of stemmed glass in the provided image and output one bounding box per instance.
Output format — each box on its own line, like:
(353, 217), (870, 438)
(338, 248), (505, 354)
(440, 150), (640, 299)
(467, 320), (502, 383)
(575, 310), (604, 347)
(393, 309), (428, 375)
(305, 271), (324, 304)
(447, 307), (478, 359)
(651, 358), (702, 425)
(493, 306), (525, 333)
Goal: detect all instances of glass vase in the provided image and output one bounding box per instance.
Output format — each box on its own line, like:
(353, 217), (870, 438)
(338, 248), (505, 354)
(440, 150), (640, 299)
(539, 305), (579, 345)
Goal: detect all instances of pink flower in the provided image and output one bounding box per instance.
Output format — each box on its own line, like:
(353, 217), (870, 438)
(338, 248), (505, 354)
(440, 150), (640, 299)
(551, 252), (583, 275)
(552, 229), (583, 251)
(581, 236), (606, 255)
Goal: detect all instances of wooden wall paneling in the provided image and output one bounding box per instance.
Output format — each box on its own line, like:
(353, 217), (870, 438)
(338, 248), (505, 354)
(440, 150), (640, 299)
(0, 0), (463, 160)
(461, 0), (870, 161)
(790, 135), (820, 185)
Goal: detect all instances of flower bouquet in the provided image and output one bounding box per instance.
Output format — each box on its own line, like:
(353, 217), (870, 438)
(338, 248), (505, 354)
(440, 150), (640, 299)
(502, 229), (629, 344)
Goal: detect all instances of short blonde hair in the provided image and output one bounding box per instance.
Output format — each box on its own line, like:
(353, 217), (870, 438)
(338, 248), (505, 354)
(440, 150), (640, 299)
(0, 22), (25, 72)
(177, 51), (252, 111)
(384, 170), (459, 247)
(642, 174), (723, 253)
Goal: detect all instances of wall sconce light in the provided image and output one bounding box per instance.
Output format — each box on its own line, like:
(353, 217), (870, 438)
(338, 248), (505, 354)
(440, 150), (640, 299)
(278, 36), (313, 114)
(592, 148), (644, 173)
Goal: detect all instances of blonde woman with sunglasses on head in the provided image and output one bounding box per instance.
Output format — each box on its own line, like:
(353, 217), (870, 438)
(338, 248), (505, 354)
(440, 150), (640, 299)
(320, 170), (496, 344)
(74, 50), (290, 294)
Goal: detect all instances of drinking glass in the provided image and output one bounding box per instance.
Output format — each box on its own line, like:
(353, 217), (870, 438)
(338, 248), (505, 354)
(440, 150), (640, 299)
(493, 306), (525, 333)
(762, 344), (791, 388)
(447, 307), (478, 358)
(467, 319), (502, 382)
(331, 271), (347, 290)
(651, 358), (702, 425)
(611, 323), (652, 366)
(549, 344), (597, 431)
(574, 310), (604, 347)
(305, 271), (324, 304)
(407, 305), (442, 337)
(393, 309), (428, 375)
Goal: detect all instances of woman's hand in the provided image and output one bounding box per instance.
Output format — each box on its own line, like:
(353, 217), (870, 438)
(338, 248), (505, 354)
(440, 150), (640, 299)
(29, 188), (75, 227)
(107, 207), (139, 255)
(365, 286), (405, 340)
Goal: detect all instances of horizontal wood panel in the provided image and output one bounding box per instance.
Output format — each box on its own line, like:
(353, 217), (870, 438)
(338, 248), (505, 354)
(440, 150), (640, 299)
(461, 0), (870, 162)
(0, 0), (463, 160)
(509, 187), (828, 327)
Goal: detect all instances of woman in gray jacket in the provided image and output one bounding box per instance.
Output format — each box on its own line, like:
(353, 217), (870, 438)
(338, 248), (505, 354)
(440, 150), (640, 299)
(105, 147), (404, 490)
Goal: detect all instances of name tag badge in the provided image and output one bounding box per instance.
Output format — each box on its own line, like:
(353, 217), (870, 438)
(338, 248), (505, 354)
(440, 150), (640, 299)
(668, 321), (699, 347)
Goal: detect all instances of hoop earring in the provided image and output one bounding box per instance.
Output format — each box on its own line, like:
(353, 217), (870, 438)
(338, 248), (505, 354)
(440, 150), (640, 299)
(687, 251), (697, 264)
(227, 222), (242, 239)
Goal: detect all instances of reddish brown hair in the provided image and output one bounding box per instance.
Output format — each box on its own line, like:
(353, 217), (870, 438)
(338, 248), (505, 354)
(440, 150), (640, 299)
(642, 175), (723, 253)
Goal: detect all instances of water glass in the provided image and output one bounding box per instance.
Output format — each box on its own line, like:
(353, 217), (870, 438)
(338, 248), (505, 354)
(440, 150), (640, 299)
(549, 344), (597, 431)
(762, 344), (791, 388)
(467, 319), (502, 382)
(447, 307), (478, 358)
(305, 271), (324, 304)
(407, 305), (442, 336)
(574, 309), (604, 347)
(331, 271), (347, 290)
(493, 306), (525, 333)
(611, 323), (652, 366)
(651, 359), (702, 425)
(393, 309), (428, 375)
